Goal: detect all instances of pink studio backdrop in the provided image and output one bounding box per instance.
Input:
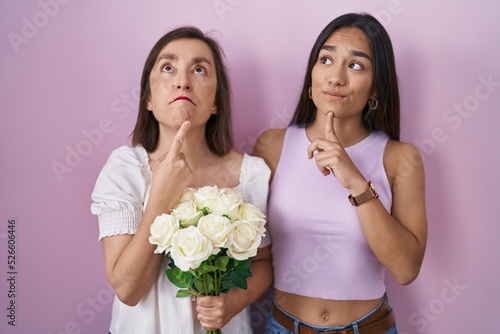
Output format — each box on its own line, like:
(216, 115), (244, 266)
(1, 1), (499, 333)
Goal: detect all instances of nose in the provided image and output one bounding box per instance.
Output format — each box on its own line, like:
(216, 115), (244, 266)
(176, 81), (191, 90)
(328, 65), (346, 86)
(174, 70), (192, 91)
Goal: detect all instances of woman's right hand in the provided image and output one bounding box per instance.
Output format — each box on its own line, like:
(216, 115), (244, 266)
(307, 112), (366, 194)
(149, 120), (194, 213)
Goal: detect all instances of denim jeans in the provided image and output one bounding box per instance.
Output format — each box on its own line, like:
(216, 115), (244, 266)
(264, 294), (398, 334)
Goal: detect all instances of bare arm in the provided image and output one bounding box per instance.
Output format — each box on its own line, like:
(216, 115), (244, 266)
(353, 141), (427, 284)
(101, 212), (166, 306)
(102, 121), (194, 305)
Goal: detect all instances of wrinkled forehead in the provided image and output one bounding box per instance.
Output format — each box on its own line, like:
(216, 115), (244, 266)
(323, 27), (372, 56)
(155, 38), (215, 65)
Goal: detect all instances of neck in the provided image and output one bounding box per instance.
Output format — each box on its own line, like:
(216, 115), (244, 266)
(152, 125), (216, 168)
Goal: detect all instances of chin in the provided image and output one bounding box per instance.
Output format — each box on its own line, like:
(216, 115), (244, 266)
(172, 112), (191, 124)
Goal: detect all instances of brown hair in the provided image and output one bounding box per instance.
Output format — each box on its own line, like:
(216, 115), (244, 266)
(290, 13), (400, 140)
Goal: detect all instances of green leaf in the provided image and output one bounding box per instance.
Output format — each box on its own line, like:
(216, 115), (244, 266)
(225, 258), (236, 271)
(231, 271), (248, 290)
(235, 258), (252, 277)
(194, 274), (216, 295)
(221, 271), (248, 291)
(201, 207), (211, 215)
(165, 268), (193, 289)
(176, 290), (196, 298)
(214, 256), (229, 271)
(194, 277), (206, 294)
(196, 265), (218, 276)
(221, 276), (237, 292)
(205, 274), (215, 292)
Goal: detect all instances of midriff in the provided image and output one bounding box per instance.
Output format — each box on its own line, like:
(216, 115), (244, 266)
(274, 289), (383, 327)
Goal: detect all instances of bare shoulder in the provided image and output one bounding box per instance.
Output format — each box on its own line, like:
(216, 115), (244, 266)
(253, 128), (287, 158)
(384, 140), (425, 186)
(252, 128), (287, 176)
(225, 149), (244, 163)
(223, 149), (245, 176)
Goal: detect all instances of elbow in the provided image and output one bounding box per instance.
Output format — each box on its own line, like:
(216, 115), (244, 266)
(396, 273), (417, 286)
(108, 275), (143, 307)
(393, 265), (422, 286)
(391, 249), (426, 285)
(115, 289), (141, 306)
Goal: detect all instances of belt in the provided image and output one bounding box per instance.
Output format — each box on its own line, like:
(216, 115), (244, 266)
(271, 298), (395, 334)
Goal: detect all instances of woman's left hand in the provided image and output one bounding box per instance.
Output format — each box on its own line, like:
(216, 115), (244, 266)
(307, 112), (366, 193)
(196, 294), (233, 331)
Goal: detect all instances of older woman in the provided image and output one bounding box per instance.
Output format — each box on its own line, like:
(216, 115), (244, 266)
(91, 26), (272, 334)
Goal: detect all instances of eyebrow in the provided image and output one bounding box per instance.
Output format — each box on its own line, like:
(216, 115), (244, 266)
(320, 45), (372, 62)
(156, 53), (212, 66)
(192, 56), (212, 65)
(156, 53), (177, 62)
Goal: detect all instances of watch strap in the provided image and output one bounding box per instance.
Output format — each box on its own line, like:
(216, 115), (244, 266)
(348, 181), (379, 206)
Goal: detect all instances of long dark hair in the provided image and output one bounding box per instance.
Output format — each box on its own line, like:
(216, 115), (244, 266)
(290, 13), (400, 140)
(132, 26), (233, 155)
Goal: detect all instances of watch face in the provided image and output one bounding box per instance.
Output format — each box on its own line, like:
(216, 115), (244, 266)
(368, 181), (379, 198)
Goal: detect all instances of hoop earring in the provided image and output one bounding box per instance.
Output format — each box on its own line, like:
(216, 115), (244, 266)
(308, 87), (312, 99)
(368, 98), (379, 110)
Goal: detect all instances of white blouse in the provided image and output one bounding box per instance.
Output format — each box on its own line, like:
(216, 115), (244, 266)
(91, 145), (271, 334)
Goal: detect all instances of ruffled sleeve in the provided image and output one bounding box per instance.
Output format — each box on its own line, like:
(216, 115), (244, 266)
(90, 146), (151, 240)
(238, 154), (272, 248)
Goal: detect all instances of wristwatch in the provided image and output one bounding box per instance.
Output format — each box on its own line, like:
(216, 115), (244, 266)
(348, 181), (379, 206)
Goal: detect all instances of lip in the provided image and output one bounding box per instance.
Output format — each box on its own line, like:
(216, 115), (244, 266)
(324, 91), (346, 99)
(170, 96), (195, 105)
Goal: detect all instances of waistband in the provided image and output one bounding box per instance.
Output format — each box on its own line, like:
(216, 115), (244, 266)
(271, 294), (395, 334)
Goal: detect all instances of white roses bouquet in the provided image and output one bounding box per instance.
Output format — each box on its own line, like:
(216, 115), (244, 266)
(149, 185), (267, 334)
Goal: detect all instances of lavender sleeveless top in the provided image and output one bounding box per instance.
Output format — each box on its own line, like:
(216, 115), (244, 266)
(268, 125), (392, 300)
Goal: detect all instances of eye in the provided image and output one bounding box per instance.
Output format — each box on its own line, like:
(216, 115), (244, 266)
(349, 62), (364, 70)
(320, 56), (332, 65)
(194, 66), (206, 75)
(161, 64), (173, 73)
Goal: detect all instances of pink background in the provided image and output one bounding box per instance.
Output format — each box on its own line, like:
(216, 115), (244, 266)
(1, 1), (499, 333)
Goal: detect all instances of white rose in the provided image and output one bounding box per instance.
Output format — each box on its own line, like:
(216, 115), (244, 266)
(178, 187), (196, 203)
(149, 214), (180, 254)
(170, 226), (213, 271)
(227, 220), (262, 260)
(193, 185), (220, 212)
(213, 188), (242, 221)
(172, 200), (203, 227)
(238, 202), (266, 233)
(197, 214), (233, 251)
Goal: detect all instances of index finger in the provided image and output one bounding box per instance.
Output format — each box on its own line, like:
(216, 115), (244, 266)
(325, 112), (339, 142)
(169, 120), (191, 156)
